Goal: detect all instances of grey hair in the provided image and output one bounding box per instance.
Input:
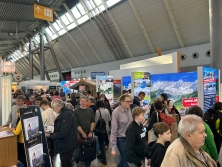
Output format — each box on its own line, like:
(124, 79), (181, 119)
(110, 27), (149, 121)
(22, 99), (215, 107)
(51, 99), (64, 108)
(178, 114), (203, 136)
(128, 94), (134, 103)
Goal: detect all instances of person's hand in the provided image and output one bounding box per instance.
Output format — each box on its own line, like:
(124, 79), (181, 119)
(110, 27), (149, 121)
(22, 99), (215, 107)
(3, 124), (9, 127)
(82, 133), (87, 139)
(147, 159), (151, 166)
(11, 128), (15, 130)
(111, 151), (116, 156)
(88, 132), (93, 138)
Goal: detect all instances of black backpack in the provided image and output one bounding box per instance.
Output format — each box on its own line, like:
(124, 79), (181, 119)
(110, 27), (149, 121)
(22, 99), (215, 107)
(203, 109), (222, 135)
(94, 109), (107, 136)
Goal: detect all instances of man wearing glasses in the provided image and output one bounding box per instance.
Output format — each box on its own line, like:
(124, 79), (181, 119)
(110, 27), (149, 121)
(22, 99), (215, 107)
(110, 94), (133, 167)
(50, 99), (78, 167)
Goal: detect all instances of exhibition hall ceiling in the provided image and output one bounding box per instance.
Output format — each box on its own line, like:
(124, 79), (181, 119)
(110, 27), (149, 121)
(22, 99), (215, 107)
(2, 0), (209, 77)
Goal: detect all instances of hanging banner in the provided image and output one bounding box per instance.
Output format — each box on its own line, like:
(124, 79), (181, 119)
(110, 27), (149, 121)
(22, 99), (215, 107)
(131, 72), (151, 108)
(3, 61), (15, 73)
(113, 79), (121, 99)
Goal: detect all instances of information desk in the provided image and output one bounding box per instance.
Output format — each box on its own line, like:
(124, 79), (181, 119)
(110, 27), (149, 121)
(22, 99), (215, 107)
(0, 127), (17, 166)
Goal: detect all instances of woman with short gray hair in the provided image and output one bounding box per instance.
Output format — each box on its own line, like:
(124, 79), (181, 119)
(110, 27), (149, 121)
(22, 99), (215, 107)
(161, 115), (217, 167)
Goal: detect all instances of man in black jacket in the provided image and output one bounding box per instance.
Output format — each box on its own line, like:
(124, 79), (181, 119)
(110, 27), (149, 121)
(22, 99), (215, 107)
(50, 99), (78, 167)
(133, 92), (145, 107)
(126, 107), (148, 167)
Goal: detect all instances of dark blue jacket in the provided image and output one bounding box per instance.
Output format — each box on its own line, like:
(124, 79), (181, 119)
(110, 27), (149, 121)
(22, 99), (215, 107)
(50, 107), (78, 154)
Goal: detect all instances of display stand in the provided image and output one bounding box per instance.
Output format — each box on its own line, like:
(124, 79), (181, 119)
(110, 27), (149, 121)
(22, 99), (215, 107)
(20, 106), (52, 167)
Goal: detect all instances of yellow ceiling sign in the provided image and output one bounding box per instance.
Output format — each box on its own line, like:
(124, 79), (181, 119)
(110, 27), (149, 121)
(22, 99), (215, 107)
(34, 4), (53, 22)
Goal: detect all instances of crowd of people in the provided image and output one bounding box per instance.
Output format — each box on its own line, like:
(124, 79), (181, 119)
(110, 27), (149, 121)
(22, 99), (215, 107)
(4, 88), (222, 167)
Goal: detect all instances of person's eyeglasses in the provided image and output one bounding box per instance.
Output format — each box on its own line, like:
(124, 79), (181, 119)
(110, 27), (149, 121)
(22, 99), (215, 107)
(123, 101), (131, 103)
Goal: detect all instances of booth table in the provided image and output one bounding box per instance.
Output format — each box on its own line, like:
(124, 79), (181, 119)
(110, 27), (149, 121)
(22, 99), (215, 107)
(0, 127), (17, 167)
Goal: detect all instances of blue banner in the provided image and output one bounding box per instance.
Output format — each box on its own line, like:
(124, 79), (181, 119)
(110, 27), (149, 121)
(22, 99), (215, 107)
(203, 67), (217, 112)
(91, 72), (105, 80)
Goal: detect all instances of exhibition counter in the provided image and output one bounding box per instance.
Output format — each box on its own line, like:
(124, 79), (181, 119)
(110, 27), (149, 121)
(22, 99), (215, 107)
(0, 127), (17, 166)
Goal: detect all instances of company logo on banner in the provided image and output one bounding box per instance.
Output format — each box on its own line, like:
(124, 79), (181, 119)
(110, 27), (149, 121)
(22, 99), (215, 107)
(3, 61), (15, 72)
(91, 72), (105, 80)
(182, 98), (198, 107)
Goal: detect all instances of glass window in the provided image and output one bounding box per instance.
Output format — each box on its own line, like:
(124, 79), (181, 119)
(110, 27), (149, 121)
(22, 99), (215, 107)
(65, 13), (73, 22)
(51, 34), (58, 40)
(49, 26), (55, 33)
(77, 3), (86, 15)
(58, 29), (66, 36)
(56, 20), (63, 29)
(71, 6), (81, 19)
(67, 23), (77, 30)
(45, 27), (53, 36)
(52, 22), (61, 31)
(61, 15), (70, 25)
(106, 0), (121, 7)
(77, 15), (89, 24)
(34, 36), (40, 43)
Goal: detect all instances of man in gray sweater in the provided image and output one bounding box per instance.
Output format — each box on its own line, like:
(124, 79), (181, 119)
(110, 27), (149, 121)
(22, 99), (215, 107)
(3, 95), (26, 128)
(110, 94), (133, 167)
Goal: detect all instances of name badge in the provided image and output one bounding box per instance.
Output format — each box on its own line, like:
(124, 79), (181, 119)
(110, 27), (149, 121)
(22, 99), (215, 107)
(140, 132), (145, 138)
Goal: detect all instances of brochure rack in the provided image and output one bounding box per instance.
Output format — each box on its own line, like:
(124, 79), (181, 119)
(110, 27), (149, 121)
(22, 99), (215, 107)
(20, 106), (52, 167)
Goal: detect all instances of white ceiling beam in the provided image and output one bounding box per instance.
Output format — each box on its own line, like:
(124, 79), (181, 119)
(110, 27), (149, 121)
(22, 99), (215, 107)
(76, 2), (116, 61)
(56, 7), (92, 66)
(47, 21), (82, 67)
(63, 3), (102, 64)
(59, 38), (82, 67)
(128, 0), (155, 53)
(54, 43), (73, 69)
(16, 61), (28, 76)
(43, 32), (72, 70)
(101, 0), (134, 58)
(163, 0), (184, 48)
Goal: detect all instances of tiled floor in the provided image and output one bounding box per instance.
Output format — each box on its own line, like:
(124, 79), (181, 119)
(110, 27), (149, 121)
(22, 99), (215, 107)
(54, 147), (222, 167)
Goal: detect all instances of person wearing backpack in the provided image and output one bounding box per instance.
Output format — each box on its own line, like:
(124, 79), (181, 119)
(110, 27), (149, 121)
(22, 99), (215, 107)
(146, 100), (175, 141)
(188, 106), (219, 166)
(204, 102), (222, 157)
(94, 100), (111, 165)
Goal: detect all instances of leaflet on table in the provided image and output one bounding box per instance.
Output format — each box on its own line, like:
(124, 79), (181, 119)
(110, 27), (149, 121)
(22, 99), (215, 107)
(44, 125), (54, 133)
(28, 143), (44, 167)
(23, 116), (39, 141)
(0, 130), (14, 138)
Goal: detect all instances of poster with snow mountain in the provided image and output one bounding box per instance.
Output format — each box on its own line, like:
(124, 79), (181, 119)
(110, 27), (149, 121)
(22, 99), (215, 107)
(150, 72), (198, 111)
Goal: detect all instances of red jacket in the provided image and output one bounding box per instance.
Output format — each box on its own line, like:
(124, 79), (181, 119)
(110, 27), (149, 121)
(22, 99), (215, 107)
(26, 100), (32, 106)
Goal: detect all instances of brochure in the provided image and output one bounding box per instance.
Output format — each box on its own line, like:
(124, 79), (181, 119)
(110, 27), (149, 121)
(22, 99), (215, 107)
(28, 143), (44, 167)
(0, 130), (14, 138)
(44, 125), (54, 133)
(23, 116), (39, 141)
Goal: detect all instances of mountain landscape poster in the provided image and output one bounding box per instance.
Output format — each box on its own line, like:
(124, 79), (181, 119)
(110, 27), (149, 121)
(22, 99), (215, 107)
(151, 72), (198, 110)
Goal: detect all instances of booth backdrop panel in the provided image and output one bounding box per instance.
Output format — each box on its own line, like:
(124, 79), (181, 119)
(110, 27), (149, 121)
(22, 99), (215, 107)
(2, 76), (12, 125)
(151, 72), (198, 110)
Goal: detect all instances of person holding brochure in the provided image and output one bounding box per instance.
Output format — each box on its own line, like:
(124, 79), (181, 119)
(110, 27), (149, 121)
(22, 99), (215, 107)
(11, 108), (27, 167)
(4, 95), (26, 128)
(50, 99), (78, 167)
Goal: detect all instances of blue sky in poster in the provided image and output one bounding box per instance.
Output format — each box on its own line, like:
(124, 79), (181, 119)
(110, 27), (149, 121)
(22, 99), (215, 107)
(122, 76), (131, 86)
(203, 67), (218, 79)
(151, 72), (197, 82)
